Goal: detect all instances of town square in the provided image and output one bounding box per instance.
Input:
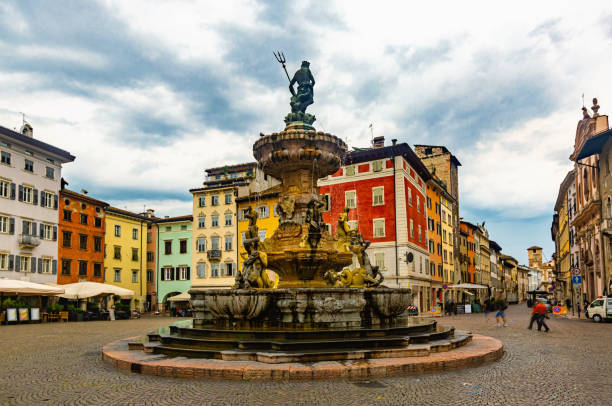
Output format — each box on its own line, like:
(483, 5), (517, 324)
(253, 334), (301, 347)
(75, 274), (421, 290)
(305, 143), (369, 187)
(1, 1), (612, 405)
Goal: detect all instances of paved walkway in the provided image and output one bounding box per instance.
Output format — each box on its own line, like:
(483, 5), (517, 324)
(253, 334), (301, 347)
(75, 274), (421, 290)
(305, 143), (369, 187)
(0, 304), (610, 405)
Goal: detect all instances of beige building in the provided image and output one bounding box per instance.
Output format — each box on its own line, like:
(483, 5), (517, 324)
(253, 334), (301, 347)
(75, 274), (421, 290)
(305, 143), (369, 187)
(440, 195), (455, 295)
(190, 163), (278, 288)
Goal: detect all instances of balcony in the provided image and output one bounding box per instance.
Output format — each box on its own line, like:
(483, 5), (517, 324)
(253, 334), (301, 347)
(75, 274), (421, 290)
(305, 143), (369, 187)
(207, 249), (222, 260)
(19, 234), (40, 247)
(602, 218), (612, 235)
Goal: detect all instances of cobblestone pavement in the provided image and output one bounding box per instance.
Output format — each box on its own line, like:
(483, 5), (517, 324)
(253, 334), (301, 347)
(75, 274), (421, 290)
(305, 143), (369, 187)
(0, 304), (610, 406)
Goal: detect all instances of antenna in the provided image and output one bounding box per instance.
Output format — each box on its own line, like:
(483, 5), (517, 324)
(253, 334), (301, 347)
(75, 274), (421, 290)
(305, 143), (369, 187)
(369, 123), (374, 145)
(582, 93), (585, 108)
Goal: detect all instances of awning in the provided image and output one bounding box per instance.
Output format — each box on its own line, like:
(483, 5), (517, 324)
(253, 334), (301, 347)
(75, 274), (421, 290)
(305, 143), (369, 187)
(167, 292), (191, 302)
(0, 278), (64, 296)
(57, 281), (134, 299)
(447, 283), (489, 289)
(576, 128), (612, 160)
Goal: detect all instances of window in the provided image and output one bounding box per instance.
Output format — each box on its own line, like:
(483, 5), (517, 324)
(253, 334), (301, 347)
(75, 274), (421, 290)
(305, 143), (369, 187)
(197, 263), (206, 278)
(113, 246), (121, 259)
(225, 213), (232, 226)
(131, 248), (138, 261)
(0, 215), (8, 233)
(164, 240), (172, 255)
(163, 267), (174, 281)
(345, 165), (355, 176)
(114, 268), (121, 282)
(93, 263), (102, 278)
(146, 269), (153, 283)
(372, 187), (384, 206)
(258, 205), (269, 218)
(410, 219), (414, 238)
(449, 232), (453, 246)
(0, 253), (7, 270)
(345, 190), (356, 209)
(373, 219), (385, 238)
(441, 210), (446, 223)
(443, 229), (447, 243)
(212, 195), (219, 206)
(348, 220), (358, 231)
(429, 239), (434, 253)
(178, 266), (190, 280)
(180, 239), (188, 254)
(373, 160), (383, 172)
(78, 260), (87, 277)
(61, 259), (71, 276)
(79, 234), (87, 250)
(321, 194), (330, 212)
(165, 226), (171, 231)
(94, 236), (102, 252)
(79, 213), (88, 225)
(24, 159), (33, 172)
(436, 222), (441, 235)
(224, 262), (234, 277)
(22, 185), (33, 204)
(211, 236), (220, 250)
(42, 258), (52, 274)
(407, 188), (412, 206)
(114, 225), (121, 237)
(18, 256), (30, 272)
(212, 215), (219, 227)
(1, 151), (11, 165)
(418, 225), (422, 242)
(197, 238), (206, 252)
(147, 232), (152, 243)
(132, 270), (138, 283)
(211, 263), (219, 277)
(0, 179), (9, 198)
(435, 203), (441, 214)
(62, 231), (72, 248)
(225, 235), (233, 251)
(147, 251), (154, 262)
(417, 196), (420, 213)
(132, 228), (138, 240)
(231, 172), (238, 179)
(225, 193), (232, 204)
(258, 230), (267, 242)
(40, 191), (54, 208)
(45, 166), (54, 179)
(374, 252), (385, 270)
(63, 209), (72, 221)
(198, 216), (205, 228)
(198, 196), (206, 207)
(427, 196), (432, 210)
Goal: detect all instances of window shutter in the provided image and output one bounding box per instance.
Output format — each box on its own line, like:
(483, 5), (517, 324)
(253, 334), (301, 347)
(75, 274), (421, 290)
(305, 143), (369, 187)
(18, 185), (23, 201)
(8, 255), (14, 270)
(31, 222), (37, 236)
(53, 226), (57, 241)
(10, 183), (16, 200)
(41, 191), (46, 207)
(54, 195), (58, 210)
(15, 255), (21, 271)
(38, 258), (43, 274)
(39, 223), (44, 238)
(197, 264), (205, 278)
(220, 263), (225, 276)
(9, 217), (15, 235)
(22, 220), (28, 235)
(174, 267), (180, 281)
(52, 260), (57, 275)
(186, 266), (191, 280)
(33, 189), (38, 205)
(161, 269), (165, 281)
(170, 267), (175, 281)
(31, 257), (37, 273)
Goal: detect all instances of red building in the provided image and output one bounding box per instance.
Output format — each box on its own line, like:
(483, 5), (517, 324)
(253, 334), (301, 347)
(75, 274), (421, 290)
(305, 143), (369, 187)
(319, 137), (432, 309)
(460, 220), (477, 283)
(57, 188), (108, 284)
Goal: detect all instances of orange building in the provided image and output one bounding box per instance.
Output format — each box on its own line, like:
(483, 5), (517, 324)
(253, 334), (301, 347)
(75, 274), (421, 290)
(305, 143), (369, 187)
(426, 179), (443, 305)
(57, 188), (108, 284)
(460, 220), (477, 283)
(144, 209), (158, 311)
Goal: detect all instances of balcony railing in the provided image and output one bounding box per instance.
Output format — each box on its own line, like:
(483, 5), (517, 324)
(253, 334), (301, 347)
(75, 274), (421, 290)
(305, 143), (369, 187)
(19, 234), (40, 247)
(207, 249), (222, 260)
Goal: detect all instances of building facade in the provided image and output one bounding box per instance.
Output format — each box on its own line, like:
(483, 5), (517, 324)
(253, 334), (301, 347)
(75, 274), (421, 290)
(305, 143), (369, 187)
(319, 137), (432, 310)
(460, 221), (477, 284)
(57, 189), (107, 284)
(426, 179), (444, 306)
(0, 124), (74, 284)
(104, 207), (149, 310)
(156, 215), (193, 310)
(552, 170), (574, 301)
(144, 209), (157, 311)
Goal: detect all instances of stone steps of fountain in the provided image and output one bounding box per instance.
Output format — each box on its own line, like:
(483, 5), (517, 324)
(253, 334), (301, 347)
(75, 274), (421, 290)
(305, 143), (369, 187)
(146, 331), (472, 364)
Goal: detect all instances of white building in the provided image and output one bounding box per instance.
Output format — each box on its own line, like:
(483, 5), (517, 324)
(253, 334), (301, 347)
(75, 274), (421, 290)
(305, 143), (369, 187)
(0, 124), (74, 283)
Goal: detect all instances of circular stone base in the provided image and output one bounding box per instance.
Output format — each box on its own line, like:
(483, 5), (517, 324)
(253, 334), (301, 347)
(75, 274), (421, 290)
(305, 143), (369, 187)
(102, 333), (503, 380)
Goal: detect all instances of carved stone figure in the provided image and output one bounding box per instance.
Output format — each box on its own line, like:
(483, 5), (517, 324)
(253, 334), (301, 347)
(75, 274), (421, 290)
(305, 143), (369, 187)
(237, 251), (274, 289)
(305, 197), (326, 249)
(336, 207), (355, 251)
(277, 195), (296, 221)
(242, 206), (259, 255)
(592, 98), (600, 117)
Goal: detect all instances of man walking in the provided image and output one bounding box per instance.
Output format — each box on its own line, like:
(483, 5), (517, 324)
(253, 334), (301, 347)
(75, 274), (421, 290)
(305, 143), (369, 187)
(528, 300), (541, 330)
(495, 295), (508, 327)
(533, 300), (550, 332)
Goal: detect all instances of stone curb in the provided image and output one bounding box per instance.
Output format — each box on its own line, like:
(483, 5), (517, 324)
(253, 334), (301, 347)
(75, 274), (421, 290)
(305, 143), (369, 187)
(102, 334), (503, 381)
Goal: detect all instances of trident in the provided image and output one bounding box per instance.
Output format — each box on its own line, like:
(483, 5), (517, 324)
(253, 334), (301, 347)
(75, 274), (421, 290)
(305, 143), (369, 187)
(273, 51), (291, 82)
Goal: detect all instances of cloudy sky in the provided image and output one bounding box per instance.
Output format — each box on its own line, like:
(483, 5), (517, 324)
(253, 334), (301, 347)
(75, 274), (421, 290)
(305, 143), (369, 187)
(1, 1), (611, 264)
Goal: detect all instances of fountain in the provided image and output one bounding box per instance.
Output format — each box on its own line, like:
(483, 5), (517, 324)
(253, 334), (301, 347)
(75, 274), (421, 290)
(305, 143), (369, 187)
(103, 58), (503, 379)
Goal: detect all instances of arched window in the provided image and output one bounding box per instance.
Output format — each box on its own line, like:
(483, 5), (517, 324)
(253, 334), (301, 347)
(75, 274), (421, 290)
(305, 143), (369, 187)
(607, 197), (611, 218)
(584, 169), (589, 200)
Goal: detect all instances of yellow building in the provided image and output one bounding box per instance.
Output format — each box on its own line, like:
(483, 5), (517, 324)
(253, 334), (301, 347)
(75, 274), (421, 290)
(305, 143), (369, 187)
(440, 196), (454, 290)
(553, 170), (574, 301)
(104, 207), (149, 310)
(236, 186), (281, 270)
(190, 163), (278, 288)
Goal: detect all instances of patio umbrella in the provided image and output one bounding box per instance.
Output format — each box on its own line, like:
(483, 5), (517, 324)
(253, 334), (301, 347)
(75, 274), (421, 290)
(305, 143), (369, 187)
(167, 292), (191, 302)
(447, 283), (489, 289)
(57, 281), (134, 300)
(0, 278), (65, 296)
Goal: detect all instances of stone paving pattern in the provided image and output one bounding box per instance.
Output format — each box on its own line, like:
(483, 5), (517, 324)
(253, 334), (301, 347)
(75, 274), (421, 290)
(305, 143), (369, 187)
(0, 304), (610, 405)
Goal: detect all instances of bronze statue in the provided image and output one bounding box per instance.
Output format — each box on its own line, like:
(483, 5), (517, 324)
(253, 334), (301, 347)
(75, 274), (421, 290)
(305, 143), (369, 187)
(289, 61), (315, 114)
(242, 206), (259, 255)
(336, 207), (355, 251)
(305, 197), (326, 249)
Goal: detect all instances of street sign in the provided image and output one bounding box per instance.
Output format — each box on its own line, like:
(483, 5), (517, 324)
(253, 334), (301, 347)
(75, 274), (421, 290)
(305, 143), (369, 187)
(571, 268), (581, 276)
(442, 284), (448, 289)
(572, 275), (582, 284)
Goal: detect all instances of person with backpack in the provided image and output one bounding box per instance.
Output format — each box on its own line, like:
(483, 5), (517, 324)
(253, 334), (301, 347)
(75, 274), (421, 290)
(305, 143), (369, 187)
(495, 295), (508, 327)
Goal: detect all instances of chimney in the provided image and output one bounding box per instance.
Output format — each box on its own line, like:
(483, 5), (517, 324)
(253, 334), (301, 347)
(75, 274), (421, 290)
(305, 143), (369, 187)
(372, 136), (385, 148)
(81, 189), (88, 195)
(391, 139), (397, 146)
(20, 123), (33, 138)
(146, 209), (155, 218)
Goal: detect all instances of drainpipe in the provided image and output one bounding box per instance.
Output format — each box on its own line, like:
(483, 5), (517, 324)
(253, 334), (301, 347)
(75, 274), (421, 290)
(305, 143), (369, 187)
(392, 139), (399, 287)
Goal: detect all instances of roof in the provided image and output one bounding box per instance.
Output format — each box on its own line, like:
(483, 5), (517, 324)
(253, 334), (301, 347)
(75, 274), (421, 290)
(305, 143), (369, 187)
(60, 189), (109, 207)
(427, 177), (455, 203)
(499, 254), (518, 264)
(205, 162), (257, 175)
(236, 184), (282, 203)
(460, 220), (478, 230)
(155, 215), (193, 224)
(489, 240), (502, 252)
(0, 125), (75, 162)
(413, 144), (462, 166)
(190, 180), (249, 193)
(554, 170), (576, 211)
(575, 127), (612, 160)
(105, 206), (151, 221)
(527, 246), (542, 250)
(344, 143), (432, 182)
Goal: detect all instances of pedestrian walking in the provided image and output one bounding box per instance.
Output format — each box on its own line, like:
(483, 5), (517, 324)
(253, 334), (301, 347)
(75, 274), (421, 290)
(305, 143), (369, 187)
(495, 295), (508, 327)
(533, 300), (550, 332)
(484, 297), (491, 319)
(528, 300), (542, 330)
(109, 305), (115, 321)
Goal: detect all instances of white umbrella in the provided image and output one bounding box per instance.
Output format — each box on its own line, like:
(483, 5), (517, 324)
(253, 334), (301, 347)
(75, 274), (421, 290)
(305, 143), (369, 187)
(167, 291), (191, 302)
(0, 278), (64, 296)
(58, 281), (134, 299)
(447, 283), (489, 289)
